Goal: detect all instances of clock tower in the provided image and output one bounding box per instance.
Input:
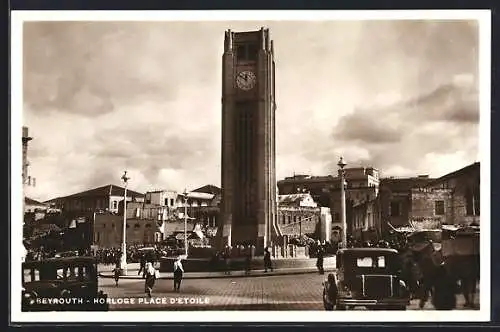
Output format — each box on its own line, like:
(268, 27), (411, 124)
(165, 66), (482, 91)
(218, 28), (280, 253)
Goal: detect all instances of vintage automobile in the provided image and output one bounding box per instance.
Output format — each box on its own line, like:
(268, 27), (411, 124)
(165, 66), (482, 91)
(323, 248), (410, 310)
(22, 256), (108, 311)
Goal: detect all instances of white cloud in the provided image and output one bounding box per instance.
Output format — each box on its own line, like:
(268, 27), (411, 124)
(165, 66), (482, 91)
(21, 20), (480, 201)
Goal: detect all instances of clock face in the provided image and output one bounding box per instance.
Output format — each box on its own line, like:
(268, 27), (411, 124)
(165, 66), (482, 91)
(236, 70), (257, 91)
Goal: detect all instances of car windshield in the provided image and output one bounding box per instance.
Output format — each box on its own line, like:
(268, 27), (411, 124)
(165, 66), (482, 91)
(356, 256), (387, 268)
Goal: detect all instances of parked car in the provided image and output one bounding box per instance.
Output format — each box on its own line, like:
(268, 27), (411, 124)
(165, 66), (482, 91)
(22, 256), (108, 311)
(322, 248), (410, 310)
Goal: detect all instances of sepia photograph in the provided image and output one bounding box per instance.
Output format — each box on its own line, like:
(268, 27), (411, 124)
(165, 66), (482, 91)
(11, 10), (490, 322)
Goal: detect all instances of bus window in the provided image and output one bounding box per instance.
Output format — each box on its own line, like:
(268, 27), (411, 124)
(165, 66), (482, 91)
(23, 268), (40, 282)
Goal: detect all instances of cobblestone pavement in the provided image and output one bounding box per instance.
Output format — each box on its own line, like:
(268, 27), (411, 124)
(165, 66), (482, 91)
(99, 274), (480, 311)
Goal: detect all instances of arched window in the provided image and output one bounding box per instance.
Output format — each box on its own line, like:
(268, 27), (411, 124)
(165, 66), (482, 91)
(134, 223), (141, 229)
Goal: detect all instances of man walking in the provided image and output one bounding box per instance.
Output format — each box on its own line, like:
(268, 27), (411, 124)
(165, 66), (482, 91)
(112, 266), (121, 287)
(316, 242), (325, 275)
(223, 246), (232, 275)
(173, 256), (184, 292)
(138, 254), (146, 279)
(244, 245), (252, 275)
(432, 263), (457, 310)
(264, 247), (273, 272)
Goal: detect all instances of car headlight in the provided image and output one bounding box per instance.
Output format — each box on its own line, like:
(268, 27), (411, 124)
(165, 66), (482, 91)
(23, 291), (37, 305)
(399, 280), (407, 288)
(338, 285), (352, 297)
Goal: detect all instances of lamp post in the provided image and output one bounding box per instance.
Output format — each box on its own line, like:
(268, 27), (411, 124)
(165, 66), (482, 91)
(120, 171), (130, 275)
(183, 189), (188, 257)
(338, 157), (347, 248)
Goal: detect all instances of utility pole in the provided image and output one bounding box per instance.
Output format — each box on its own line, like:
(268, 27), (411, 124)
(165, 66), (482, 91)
(120, 171), (130, 275)
(338, 157), (348, 248)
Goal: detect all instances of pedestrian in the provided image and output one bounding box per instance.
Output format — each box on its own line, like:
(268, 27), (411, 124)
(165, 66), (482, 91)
(223, 246), (232, 275)
(316, 243), (324, 274)
(245, 245), (252, 275)
(138, 254), (146, 279)
(112, 265), (121, 287)
(144, 262), (158, 298)
(432, 263), (457, 310)
(264, 247), (273, 272)
(173, 256), (184, 292)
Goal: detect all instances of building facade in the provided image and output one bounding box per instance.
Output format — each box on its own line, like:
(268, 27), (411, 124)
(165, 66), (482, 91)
(46, 184), (144, 214)
(277, 194), (331, 242)
(378, 175), (436, 234)
(220, 28), (279, 251)
(426, 162), (480, 225)
(350, 185), (380, 242)
(409, 187), (453, 228)
(278, 167), (380, 243)
(93, 212), (158, 248)
(93, 186), (222, 248)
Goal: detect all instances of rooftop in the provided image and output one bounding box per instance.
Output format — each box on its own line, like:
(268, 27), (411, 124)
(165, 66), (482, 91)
(25, 197), (47, 206)
(426, 162), (480, 186)
(191, 184), (221, 195)
(46, 184), (144, 202)
(379, 177), (436, 192)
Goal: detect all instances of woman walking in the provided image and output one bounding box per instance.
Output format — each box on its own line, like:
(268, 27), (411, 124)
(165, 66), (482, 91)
(173, 256), (184, 292)
(144, 262), (158, 298)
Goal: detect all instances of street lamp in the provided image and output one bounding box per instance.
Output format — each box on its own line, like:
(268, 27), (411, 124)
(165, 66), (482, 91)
(183, 189), (189, 257)
(337, 157), (347, 248)
(120, 171), (130, 275)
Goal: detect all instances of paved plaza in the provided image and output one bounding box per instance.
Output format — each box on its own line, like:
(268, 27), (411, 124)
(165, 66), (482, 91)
(99, 273), (479, 311)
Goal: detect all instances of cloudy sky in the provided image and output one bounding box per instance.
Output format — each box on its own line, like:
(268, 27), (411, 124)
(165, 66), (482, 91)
(22, 19), (480, 201)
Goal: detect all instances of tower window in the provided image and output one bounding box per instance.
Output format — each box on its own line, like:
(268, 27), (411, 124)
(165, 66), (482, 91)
(236, 43), (258, 62)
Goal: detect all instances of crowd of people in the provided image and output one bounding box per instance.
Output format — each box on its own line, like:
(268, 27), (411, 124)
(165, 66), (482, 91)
(93, 243), (183, 266)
